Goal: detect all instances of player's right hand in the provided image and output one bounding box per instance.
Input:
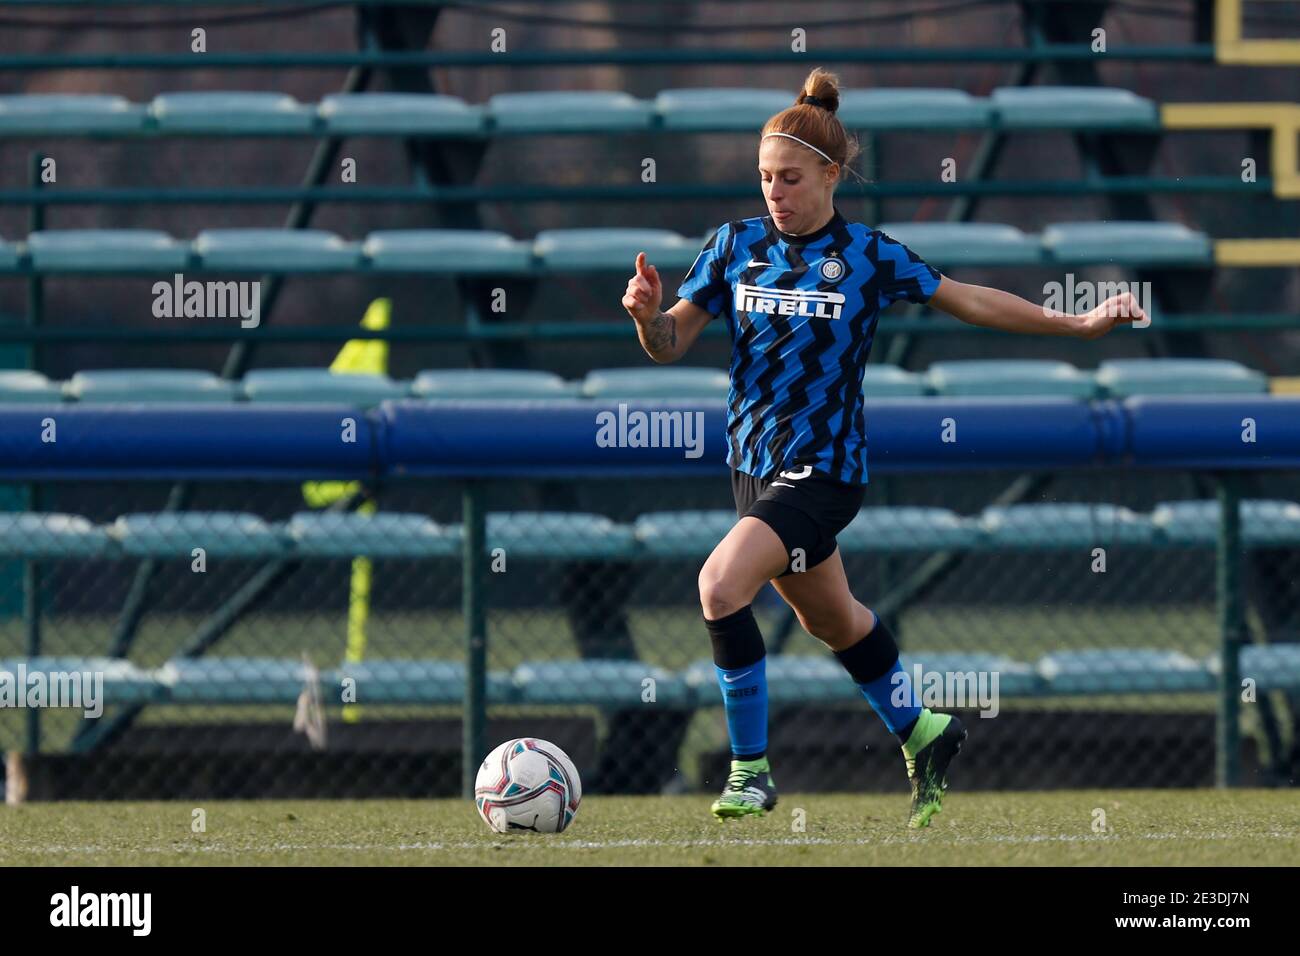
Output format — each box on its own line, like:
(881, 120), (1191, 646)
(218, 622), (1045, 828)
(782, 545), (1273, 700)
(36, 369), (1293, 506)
(622, 251), (662, 324)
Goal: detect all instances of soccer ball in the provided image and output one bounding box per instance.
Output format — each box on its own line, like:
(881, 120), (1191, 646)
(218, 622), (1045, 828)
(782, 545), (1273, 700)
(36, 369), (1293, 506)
(474, 738), (582, 833)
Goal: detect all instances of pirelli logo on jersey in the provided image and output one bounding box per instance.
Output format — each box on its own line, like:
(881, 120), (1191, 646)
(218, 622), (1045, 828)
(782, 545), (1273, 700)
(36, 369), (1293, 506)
(735, 283), (846, 320)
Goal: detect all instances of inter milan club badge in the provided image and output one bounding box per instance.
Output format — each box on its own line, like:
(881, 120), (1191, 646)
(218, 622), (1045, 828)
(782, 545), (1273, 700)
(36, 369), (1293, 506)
(819, 257), (844, 282)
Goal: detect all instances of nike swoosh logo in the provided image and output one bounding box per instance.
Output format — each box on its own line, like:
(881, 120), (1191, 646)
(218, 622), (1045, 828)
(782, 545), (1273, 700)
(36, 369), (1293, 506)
(747, 259), (770, 268)
(722, 671), (753, 683)
(771, 481), (795, 489)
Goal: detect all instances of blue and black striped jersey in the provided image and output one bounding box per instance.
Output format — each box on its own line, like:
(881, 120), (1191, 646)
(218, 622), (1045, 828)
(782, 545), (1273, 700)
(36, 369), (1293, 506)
(676, 207), (941, 485)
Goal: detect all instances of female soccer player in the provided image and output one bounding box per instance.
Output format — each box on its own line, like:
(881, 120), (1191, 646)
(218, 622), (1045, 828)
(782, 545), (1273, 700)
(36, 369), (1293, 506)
(621, 68), (1144, 827)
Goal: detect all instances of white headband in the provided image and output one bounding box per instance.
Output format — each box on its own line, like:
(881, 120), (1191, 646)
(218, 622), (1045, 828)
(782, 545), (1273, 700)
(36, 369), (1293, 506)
(761, 132), (836, 166)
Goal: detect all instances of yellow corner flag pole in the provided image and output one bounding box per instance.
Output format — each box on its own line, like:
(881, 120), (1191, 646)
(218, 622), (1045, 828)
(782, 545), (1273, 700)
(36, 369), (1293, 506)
(302, 298), (391, 723)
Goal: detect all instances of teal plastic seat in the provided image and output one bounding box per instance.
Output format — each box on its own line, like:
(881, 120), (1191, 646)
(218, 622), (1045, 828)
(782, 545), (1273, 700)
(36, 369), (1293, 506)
(410, 369), (577, 399)
(478, 512), (639, 559)
(240, 368), (407, 405)
(323, 660), (515, 705)
(488, 91), (653, 133)
(109, 512), (289, 558)
(1210, 645), (1300, 692)
(65, 369), (237, 403)
(363, 230), (534, 273)
(319, 93), (483, 135)
(838, 507), (980, 552)
(0, 656), (162, 705)
(580, 366), (729, 399)
(978, 503), (1157, 548)
(27, 230), (189, 273)
(194, 229), (361, 272)
(656, 88), (792, 130)
(157, 657), (314, 703)
(1096, 358), (1268, 397)
(513, 660), (691, 707)
(0, 239), (19, 272)
(0, 513), (114, 558)
(838, 89), (992, 129)
(1042, 221), (1212, 265)
(1152, 499), (1300, 547)
(862, 364), (928, 397)
(875, 222), (1040, 267)
(991, 87), (1158, 129)
(634, 510), (736, 557)
(926, 359), (1097, 398)
(686, 654), (861, 705)
(0, 94), (146, 135)
(534, 228), (696, 271)
(286, 511), (456, 558)
(1037, 649), (1214, 694)
(149, 92), (315, 134)
(899, 651), (1042, 697)
(0, 370), (64, 403)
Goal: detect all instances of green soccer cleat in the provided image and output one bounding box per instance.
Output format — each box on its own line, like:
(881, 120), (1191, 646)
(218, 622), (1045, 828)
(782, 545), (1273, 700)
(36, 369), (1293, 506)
(903, 710), (967, 829)
(710, 757), (777, 820)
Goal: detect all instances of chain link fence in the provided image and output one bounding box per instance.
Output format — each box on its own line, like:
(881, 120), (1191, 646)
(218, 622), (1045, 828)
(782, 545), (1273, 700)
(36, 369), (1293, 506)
(3, 466), (1298, 802)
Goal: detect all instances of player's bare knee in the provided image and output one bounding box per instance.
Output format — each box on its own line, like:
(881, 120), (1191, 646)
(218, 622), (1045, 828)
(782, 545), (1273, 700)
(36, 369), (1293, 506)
(698, 567), (752, 620)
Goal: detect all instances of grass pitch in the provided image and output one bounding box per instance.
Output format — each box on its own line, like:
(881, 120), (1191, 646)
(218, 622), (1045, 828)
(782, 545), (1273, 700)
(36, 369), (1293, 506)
(1, 790), (1296, 866)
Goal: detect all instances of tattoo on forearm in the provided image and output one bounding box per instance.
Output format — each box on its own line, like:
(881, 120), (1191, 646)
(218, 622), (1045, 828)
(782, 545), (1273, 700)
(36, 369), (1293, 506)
(645, 310), (677, 353)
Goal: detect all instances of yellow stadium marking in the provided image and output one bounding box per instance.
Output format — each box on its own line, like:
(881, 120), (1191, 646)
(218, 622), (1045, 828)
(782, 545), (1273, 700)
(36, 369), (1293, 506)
(1216, 0), (1300, 64)
(1161, 103), (1300, 199)
(1215, 239), (1300, 266)
(1270, 377), (1300, 395)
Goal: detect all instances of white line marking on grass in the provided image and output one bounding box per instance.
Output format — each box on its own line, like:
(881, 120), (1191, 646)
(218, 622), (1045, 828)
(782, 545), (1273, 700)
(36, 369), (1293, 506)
(4, 830), (1293, 857)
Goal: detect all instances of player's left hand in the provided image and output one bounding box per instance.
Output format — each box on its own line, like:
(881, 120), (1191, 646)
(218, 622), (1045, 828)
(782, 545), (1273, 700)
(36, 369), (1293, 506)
(1075, 292), (1147, 339)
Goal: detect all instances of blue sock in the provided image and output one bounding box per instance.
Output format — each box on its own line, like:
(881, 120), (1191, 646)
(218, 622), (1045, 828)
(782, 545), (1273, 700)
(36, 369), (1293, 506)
(856, 658), (921, 735)
(714, 657), (768, 759)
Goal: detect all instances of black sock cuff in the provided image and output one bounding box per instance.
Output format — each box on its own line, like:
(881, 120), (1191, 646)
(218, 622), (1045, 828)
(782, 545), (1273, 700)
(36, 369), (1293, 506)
(834, 616), (900, 684)
(705, 604), (766, 670)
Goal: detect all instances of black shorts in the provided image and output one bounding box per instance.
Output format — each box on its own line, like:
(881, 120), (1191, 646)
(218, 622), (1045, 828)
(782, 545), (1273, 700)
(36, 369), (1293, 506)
(731, 466), (866, 576)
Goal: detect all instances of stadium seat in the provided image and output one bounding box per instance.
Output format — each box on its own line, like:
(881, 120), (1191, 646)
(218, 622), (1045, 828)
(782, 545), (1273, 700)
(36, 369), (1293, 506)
(655, 88), (792, 130)
(0, 238), (19, 272)
(513, 660), (691, 707)
(1095, 358), (1269, 397)
(1037, 649), (1215, 694)
(874, 222), (1041, 266)
(862, 364), (929, 397)
(837, 507), (981, 552)
(363, 230), (534, 273)
(580, 366), (729, 399)
(149, 92), (316, 134)
(323, 660), (516, 705)
(534, 228), (697, 271)
(686, 654), (862, 705)
(318, 93), (484, 136)
(285, 511), (457, 558)
(482, 512), (639, 559)
(239, 368), (408, 404)
(0, 94), (146, 135)
(1211, 645), (1300, 692)
(488, 91), (654, 133)
(0, 370), (64, 403)
(410, 369), (578, 399)
(26, 230), (190, 273)
(978, 503), (1158, 547)
(64, 369), (238, 404)
(1042, 221), (1213, 265)
(899, 651), (1043, 697)
(157, 657), (314, 703)
(0, 513), (114, 558)
(838, 89), (993, 129)
(925, 359), (1098, 398)
(991, 87), (1159, 129)
(1151, 499), (1300, 546)
(0, 656), (163, 705)
(634, 510), (737, 557)
(108, 512), (290, 557)
(194, 229), (362, 272)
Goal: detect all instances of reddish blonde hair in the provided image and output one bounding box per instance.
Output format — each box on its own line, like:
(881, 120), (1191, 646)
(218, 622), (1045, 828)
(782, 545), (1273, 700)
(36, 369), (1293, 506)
(760, 67), (861, 180)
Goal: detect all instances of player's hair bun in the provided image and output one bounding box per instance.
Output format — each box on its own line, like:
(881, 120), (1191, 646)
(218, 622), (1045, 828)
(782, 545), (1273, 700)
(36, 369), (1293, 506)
(797, 68), (840, 115)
